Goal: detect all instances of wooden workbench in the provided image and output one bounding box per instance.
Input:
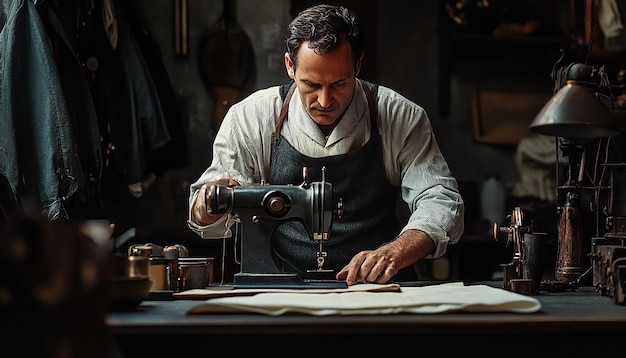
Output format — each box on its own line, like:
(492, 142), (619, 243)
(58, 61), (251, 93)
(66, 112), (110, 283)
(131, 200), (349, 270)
(107, 282), (626, 357)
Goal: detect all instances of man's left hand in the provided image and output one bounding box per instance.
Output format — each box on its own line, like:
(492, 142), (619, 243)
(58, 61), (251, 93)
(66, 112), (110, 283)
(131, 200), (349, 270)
(335, 229), (436, 286)
(335, 250), (398, 286)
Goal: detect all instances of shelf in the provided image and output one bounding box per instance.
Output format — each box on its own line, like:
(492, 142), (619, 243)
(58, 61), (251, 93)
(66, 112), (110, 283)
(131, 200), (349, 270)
(437, 0), (575, 117)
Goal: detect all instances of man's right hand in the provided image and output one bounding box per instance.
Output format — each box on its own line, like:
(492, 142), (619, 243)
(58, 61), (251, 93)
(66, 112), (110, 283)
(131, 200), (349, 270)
(191, 179), (239, 225)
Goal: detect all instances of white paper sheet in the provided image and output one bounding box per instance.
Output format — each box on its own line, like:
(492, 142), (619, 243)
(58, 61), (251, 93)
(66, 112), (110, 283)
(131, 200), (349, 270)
(186, 282), (542, 315)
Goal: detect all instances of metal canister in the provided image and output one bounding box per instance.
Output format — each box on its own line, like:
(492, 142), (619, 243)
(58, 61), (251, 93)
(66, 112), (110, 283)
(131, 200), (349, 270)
(127, 256), (149, 278)
(128, 244), (152, 258)
(206, 257), (214, 285)
(148, 257), (168, 291)
(178, 257), (211, 291)
(163, 246), (180, 291)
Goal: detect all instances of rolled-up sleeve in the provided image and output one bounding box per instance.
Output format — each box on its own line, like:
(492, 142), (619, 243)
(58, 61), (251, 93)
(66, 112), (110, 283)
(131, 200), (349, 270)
(378, 87), (465, 258)
(187, 87), (281, 239)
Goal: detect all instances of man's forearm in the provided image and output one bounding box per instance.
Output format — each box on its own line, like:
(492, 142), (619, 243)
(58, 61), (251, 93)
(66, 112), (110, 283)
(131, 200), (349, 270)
(376, 229), (436, 270)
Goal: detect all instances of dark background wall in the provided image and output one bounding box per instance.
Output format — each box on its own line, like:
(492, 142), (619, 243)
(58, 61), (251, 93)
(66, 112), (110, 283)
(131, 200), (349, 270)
(111, 0), (598, 281)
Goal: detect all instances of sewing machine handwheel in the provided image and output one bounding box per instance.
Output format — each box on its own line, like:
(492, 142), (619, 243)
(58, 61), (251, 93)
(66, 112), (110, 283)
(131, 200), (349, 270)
(207, 185), (232, 214)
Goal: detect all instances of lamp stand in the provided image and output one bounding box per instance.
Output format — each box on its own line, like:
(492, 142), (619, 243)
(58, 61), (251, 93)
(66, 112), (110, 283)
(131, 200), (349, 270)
(556, 139), (587, 282)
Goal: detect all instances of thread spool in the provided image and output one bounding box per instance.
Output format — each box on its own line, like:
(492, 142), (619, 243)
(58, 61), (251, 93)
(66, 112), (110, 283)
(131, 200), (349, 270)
(163, 246), (180, 291)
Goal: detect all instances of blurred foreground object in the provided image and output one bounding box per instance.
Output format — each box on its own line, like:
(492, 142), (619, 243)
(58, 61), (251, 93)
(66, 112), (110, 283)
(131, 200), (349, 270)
(0, 211), (121, 357)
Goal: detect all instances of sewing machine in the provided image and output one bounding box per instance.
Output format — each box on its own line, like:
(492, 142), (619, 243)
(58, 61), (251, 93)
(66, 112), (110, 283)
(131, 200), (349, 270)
(206, 166), (347, 289)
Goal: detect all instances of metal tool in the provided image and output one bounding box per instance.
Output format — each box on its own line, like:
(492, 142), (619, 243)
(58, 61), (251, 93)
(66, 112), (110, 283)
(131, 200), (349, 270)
(493, 207), (534, 292)
(206, 166), (346, 288)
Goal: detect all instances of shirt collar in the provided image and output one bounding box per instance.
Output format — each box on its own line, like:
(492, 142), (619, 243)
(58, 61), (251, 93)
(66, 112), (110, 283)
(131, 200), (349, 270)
(290, 80), (368, 147)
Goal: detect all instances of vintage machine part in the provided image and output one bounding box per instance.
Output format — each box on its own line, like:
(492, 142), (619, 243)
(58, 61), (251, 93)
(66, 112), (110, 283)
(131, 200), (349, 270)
(207, 166), (345, 289)
(614, 257), (626, 305)
(493, 207), (534, 291)
(555, 141), (588, 283)
(590, 240), (626, 305)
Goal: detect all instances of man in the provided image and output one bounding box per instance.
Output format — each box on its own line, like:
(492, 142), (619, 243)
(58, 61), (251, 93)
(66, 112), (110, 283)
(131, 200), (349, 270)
(188, 4), (464, 286)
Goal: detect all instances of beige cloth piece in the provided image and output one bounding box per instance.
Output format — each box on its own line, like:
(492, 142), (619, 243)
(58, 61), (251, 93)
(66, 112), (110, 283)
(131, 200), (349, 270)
(175, 282), (400, 299)
(185, 282), (541, 316)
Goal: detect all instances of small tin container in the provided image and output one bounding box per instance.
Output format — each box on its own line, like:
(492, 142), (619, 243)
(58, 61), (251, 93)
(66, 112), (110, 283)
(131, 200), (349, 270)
(178, 257), (211, 291)
(127, 256), (149, 278)
(148, 257), (168, 291)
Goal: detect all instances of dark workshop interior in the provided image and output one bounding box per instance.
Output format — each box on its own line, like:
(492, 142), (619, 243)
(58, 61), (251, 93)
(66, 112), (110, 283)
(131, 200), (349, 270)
(2, 0), (626, 357)
(86, 0), (587, 283)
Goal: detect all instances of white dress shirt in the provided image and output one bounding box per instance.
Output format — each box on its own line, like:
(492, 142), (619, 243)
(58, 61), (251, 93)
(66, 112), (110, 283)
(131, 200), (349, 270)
(188, 80), (464, 259)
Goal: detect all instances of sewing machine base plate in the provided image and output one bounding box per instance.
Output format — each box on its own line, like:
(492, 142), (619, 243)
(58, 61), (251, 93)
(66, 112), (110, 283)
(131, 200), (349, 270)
(234, 272), (347, 289)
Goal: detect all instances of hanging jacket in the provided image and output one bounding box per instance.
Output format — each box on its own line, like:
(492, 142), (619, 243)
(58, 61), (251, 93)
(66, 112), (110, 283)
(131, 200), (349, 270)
(39, 0), (105, 218)
(0, 0), (85, 220)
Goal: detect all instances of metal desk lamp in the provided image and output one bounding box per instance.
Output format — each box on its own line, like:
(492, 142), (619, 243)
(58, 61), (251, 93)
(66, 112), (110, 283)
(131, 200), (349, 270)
(529, 63), (619, 285)
(529, 80), (617, 139)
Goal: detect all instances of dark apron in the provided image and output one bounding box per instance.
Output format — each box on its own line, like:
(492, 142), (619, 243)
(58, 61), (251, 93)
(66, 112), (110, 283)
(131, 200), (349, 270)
(268, 80), (416, 282)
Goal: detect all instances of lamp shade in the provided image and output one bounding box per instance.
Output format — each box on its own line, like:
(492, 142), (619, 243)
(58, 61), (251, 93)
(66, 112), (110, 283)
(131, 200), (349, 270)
(529, 82), (619, 138)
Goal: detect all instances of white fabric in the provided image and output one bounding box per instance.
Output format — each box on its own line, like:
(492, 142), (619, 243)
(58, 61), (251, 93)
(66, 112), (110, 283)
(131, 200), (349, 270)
(186, 282), (541, 316)
(187, 80), (464, 259)
(511, 133), (558, 201)
(102, 0), (118, 49)
(599, 0), (623, 39)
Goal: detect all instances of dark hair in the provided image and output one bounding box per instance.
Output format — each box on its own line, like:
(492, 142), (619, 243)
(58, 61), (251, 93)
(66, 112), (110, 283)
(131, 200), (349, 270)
(285, 4), (363, 70)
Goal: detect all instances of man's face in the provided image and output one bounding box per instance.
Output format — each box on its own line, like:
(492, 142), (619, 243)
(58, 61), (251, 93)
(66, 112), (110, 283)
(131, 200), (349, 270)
(284, 40), (362, 126)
